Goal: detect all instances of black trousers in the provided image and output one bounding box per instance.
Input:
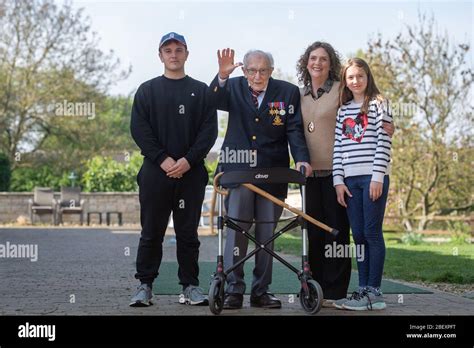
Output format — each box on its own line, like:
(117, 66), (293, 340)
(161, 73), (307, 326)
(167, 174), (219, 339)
(305, 175), (351, 300)
(135, 158), (208, 288)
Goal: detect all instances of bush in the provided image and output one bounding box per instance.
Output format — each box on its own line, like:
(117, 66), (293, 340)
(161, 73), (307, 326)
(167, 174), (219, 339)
(10, 166), (72, 191)
(81, 152), (142, 192)
(401, 232), (424, 245)
(448, 221), (471, 245)
(205, 158), (219, 185)
(0, 153), (11, 191)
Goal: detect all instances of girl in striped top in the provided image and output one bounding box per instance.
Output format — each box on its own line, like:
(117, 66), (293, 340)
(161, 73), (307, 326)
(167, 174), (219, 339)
(332, 58), (392, 311)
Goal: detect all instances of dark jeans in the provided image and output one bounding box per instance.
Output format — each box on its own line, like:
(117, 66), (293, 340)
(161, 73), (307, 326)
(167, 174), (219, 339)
(345, 175), (389, 289)
(135, 158), (208, 289)
(305, 175), (351, 300)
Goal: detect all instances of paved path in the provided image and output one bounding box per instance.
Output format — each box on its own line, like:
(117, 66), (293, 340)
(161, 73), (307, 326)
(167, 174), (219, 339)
(0, 228), (472, 316)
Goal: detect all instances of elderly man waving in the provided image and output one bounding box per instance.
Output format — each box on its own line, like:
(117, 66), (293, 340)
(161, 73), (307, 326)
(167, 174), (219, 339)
(210, 48), (312, 310)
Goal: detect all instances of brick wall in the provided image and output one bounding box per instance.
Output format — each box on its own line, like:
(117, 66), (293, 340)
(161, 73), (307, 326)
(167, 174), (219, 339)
(0, 192), (140, 225)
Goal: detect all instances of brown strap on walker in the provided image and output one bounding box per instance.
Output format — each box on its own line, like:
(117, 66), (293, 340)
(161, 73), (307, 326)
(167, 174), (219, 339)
(210, 172), (337, 235)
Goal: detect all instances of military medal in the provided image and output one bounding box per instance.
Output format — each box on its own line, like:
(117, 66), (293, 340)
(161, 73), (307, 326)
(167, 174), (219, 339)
(279, 102), (286, 115)
(268, 102), (286, 125)
(273, 115), (284, 126)
(268, 102), (275, 116)
(308, 121), (315, 133)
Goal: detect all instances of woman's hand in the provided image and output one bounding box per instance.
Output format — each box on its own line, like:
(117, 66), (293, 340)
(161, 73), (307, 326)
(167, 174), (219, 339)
(335, 184), (352, 208)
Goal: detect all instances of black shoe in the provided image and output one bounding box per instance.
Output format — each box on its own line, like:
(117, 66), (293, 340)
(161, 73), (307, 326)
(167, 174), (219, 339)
(223, 293), (243, 309)
(250, 292), (282, 309)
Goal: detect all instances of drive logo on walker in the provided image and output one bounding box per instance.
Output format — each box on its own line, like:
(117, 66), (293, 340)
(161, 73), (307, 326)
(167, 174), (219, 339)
(254, 173), (269, 179)
(18, 322), (56, 341)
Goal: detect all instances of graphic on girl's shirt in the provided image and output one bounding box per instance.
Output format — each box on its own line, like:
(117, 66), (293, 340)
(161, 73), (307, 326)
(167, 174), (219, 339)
(342, 112), (368, 143)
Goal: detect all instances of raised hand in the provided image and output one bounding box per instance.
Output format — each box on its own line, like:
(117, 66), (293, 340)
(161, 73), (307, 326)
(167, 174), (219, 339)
(217, 48), (243, 80)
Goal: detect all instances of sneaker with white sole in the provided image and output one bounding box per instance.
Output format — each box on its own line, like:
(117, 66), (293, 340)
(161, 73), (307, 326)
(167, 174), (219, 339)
(129, 283), (153, 307)
(334, 290), (365, 309)
(179, 285), (208, 306)
(342, 290), (386, 311)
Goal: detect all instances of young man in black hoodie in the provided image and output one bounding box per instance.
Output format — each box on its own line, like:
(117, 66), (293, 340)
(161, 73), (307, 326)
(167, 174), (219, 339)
(130, 32), (217, 307)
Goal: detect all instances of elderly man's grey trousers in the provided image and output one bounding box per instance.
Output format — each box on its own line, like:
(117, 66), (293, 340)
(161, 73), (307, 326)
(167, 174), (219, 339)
(224, 185), (284, 296)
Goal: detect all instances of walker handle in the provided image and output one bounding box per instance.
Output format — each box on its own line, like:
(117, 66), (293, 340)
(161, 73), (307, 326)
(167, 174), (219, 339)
(299, 165), (307, 177)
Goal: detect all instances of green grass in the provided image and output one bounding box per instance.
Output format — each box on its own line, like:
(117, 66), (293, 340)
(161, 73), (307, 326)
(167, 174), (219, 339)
(274, 226), (474, 285)
(274, 232), (303, 255)
(382, 243), (473, 284)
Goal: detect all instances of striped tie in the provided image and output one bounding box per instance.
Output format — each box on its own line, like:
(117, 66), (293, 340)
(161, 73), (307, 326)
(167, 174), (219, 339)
(249, 86), (262, 108)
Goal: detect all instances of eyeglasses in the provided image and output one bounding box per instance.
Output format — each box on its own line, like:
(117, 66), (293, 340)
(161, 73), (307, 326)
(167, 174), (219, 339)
(245, 68), (272, 77)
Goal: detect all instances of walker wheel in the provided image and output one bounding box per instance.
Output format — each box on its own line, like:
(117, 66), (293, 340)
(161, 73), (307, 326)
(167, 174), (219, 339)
(209, 277), (224, 315)
(300, 279), (323, 314)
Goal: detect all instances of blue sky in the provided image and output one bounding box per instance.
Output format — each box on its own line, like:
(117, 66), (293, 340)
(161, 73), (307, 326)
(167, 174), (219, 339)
(69, 0), (473, 96)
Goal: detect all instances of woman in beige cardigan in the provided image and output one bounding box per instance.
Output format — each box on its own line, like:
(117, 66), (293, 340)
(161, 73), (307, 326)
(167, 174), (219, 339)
(297, 42), (394, 307)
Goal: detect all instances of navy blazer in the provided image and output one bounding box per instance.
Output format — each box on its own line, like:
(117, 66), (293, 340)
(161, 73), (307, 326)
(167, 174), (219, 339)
(209, 74), (310, 197)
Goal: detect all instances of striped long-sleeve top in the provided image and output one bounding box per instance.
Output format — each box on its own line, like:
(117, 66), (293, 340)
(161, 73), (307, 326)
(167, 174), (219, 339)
(333, 98), (392, 186)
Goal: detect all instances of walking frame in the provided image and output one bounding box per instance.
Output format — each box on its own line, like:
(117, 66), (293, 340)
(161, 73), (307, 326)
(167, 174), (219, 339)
(208, 167), (339, 315)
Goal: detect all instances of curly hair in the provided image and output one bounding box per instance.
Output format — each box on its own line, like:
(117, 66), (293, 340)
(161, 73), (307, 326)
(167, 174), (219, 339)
(296, 42), (341, 87)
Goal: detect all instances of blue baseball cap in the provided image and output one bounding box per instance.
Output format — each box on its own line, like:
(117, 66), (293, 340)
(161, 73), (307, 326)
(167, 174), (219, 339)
(159, 32), (187, 49)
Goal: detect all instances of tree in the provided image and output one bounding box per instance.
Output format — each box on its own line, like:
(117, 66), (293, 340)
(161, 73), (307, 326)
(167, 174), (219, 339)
(364, 13), (473, 231)
(272, 67), (297, 85)
(0, 0), (130, 169)
(36, 95), (138, 174)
